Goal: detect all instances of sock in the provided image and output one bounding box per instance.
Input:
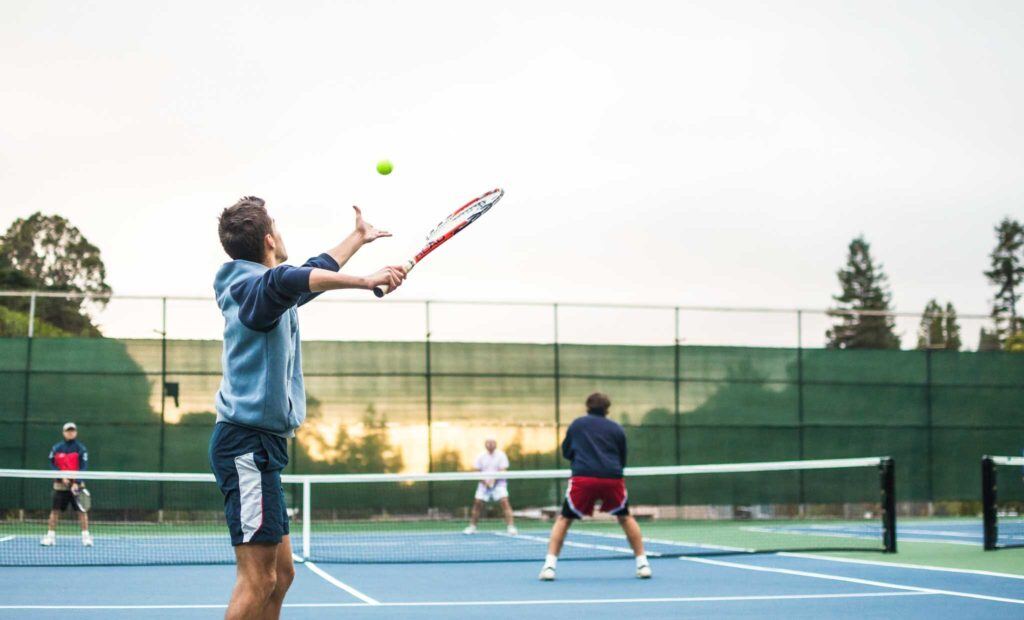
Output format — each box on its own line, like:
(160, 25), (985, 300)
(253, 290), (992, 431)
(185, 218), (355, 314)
(82, 530), (90, 537)
(46, 530), (55, 537)
(635, 554), (648, 567)
(544, 554), (558, 569)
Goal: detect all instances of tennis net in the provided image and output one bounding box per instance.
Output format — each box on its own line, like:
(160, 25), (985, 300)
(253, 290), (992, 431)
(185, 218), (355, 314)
(0, 457), (895, 566)
(982, 455), (1024, 550)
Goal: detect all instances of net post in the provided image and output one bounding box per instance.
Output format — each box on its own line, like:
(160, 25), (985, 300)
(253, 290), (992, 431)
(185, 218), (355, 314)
(302, 477), (311, 560)
(880, 457), (896, 553)
(981, 456), (997, 551)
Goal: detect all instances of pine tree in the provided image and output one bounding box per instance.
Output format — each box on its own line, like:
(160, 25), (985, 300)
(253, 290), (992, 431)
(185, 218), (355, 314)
(984, 217), (1024, 346)
(916, 300), (961, 350)
(944, 302), (962, 351)
(826, 236), (901, 349)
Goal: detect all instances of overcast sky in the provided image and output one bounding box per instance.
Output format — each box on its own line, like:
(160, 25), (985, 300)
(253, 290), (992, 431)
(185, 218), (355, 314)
(2, 1), (1022, 346)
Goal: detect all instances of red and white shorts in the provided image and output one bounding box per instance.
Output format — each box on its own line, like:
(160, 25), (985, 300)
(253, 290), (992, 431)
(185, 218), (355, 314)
(562, 476), (629, 519)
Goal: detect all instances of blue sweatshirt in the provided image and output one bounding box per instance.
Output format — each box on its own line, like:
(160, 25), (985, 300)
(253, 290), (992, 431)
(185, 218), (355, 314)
(213, 253), (340, 437)
(561, 412), (628, 478)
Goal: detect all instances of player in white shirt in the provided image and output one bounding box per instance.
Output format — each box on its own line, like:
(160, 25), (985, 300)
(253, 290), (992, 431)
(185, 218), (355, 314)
(463, 439), (517, 536)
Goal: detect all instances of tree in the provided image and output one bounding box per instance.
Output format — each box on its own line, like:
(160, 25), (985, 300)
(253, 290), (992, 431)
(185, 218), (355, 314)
(978, 327), (1002, 352)
(916, 300), (962, 351)
(826, 236), (901, 349)
(0, 213), (111, 335)
(984, 217), (1024, 346)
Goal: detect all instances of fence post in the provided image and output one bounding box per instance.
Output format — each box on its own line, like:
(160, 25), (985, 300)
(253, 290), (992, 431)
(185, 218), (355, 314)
(302, 477), (312, 559)
(552, 303), (561, 502)
(158, 298), (167, 517)
(796, 310), (805, 512)
(674, 307), (681, 505)
(925, 347), (934, 509)
(18, 293), (37, 514)
(424, 301), (433, 508)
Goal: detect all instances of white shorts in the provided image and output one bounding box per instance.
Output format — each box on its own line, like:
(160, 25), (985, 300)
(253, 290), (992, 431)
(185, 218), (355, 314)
(474, 483), (509, 502)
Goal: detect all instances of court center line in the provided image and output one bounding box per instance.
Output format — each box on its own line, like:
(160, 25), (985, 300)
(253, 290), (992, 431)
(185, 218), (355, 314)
(779, 552), (1024, 581)
(0, 590), (932, 610)
(293, 554), (380, 605)
(681, 556), (1024, 605)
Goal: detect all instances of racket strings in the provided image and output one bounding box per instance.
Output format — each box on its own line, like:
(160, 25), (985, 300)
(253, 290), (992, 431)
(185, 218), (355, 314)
(427, 200), (494, 241)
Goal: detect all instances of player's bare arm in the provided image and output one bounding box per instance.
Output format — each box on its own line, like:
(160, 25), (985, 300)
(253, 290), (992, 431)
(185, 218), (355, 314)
(323, 206), (393, 269)
(309, 266), (406, 293)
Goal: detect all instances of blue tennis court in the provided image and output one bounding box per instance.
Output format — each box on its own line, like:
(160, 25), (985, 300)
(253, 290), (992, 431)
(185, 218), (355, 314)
(2, 549), (1023, 619)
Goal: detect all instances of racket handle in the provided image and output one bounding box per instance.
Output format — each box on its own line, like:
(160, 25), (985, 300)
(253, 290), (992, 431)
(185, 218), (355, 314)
(373, 260), (416, 298)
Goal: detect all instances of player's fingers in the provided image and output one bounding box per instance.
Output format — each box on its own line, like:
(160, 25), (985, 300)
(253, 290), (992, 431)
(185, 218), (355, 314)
(352, 205), (363, 217)
(376, 230), (392, 238)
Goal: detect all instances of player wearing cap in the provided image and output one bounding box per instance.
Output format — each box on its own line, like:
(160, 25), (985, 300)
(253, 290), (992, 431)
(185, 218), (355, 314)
(40, 422), (92, 547)
(210, 197), (405, 620)
(539, 393), (651, 581)
(463, 439), (517, 536)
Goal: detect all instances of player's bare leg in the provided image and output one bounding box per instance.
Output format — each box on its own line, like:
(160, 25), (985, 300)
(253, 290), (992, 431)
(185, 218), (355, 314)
(261, 535), (295, 620)
(464, 499), (484, 534)
(78, 509), (92, 546)
(40, 510), (59, 546)
(617, 515), (651, 578)
(539, 515), (573, 580)
(226, 542), (279, 620)
(499, 497), (517, 534)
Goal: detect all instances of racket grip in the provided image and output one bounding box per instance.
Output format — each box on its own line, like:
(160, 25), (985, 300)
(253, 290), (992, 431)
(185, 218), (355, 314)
(373, 260), (416, 298)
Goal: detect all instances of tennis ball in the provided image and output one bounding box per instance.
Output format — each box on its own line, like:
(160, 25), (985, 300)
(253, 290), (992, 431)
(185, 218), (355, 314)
(376, 160), (393, 175)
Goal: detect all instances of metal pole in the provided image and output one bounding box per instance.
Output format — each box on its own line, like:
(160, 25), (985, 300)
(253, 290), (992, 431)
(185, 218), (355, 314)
(302, 478), (312, 559)
(797, 310), (805, 512)
(553, 304), (561, 502)
(674, 307), (681, 505)
(19, 293), (37, 512)
(425, 301), (433, 508)
(981, 456), (997, 551)
(925, 347), (934, 510)
(159, 298), (167, 516)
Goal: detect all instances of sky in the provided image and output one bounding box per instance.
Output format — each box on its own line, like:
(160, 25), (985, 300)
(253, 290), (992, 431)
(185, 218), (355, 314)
(1, 0), (1022, 347)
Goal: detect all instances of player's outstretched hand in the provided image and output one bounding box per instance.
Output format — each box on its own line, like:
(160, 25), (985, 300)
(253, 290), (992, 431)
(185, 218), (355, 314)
(353, 206), (392, 243)
(366, 265), (407, 292)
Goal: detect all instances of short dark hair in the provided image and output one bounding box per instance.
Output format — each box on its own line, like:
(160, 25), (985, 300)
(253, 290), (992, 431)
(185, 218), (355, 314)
(585, 392), (611, 416)
(218, 196), (273, 262)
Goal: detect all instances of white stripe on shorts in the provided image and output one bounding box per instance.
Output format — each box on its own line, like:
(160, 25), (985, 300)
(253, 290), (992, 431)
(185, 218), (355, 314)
(234, 452), (263, 543)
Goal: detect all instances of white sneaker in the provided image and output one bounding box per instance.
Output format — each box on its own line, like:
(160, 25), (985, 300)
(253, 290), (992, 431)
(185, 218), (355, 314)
(40, 533), (55, 547)
(636, 562), (652, 579)
(462, 525), (477, 535)
(538, 566), (556, 581)
(506, 525), (518, 536)
(82, 533), (93, 547)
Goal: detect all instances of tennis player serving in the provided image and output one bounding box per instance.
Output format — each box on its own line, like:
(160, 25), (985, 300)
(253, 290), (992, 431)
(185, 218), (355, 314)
(210, 197), (405, 620)
(540, 393), (651, 581)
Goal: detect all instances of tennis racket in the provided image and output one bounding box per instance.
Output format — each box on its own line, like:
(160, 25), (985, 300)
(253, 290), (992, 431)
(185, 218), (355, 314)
(373, 188), (504, 298)
(71, 485), (91, 513)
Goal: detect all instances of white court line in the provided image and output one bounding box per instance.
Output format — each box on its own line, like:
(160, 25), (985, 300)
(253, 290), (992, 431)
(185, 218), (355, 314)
(682, 556), (1024, 606)
(0, 536), (14, 544)
(0, 590), (932, 610)
(779, 552), (1024, 581)
(496, 532), (643, 556)
(293, 554), (379, 605)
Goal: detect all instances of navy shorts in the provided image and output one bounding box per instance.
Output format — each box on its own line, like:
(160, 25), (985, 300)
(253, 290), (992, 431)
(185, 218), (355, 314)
(209, 422), (290, 546)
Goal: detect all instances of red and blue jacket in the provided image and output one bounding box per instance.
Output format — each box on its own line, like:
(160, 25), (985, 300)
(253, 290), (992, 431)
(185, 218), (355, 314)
(49, 439), (88, 474)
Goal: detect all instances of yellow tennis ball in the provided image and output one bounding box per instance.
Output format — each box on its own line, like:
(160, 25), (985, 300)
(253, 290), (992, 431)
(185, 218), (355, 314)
(376, 160), (393, 175)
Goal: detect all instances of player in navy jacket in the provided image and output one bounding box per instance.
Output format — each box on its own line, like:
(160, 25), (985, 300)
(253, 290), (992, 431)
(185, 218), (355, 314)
(539, 393), (651, 580)
(40, 422), (92, 547)
(210, 196), (405, 620)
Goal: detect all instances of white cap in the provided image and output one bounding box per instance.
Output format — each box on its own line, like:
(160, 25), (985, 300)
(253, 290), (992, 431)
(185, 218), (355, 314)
(62, 422), (77, 431)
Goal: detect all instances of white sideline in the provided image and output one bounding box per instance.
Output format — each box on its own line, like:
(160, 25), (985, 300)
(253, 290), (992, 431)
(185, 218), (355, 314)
(0, 590), (932, 610)
(293, 554), (379, 605)
(682, 556), (1024, 605)
(779, 552), (1024, 581)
